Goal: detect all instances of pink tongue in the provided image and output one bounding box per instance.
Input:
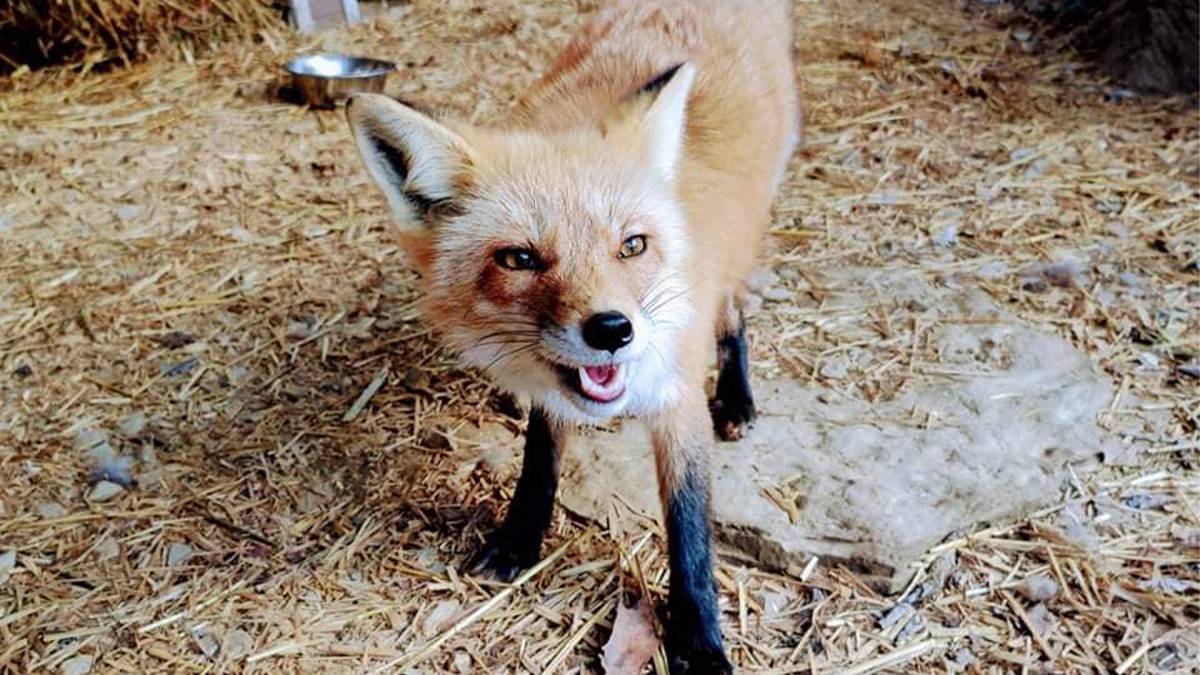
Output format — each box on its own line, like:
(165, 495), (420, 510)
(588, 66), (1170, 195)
(585, 365), (616, 385)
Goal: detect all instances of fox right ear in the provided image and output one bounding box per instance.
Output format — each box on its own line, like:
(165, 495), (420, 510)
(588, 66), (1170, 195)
(346, 94), (474, 227)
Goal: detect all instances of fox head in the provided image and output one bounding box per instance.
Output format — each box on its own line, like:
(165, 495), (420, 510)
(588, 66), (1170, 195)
(346, 64), (696, 423)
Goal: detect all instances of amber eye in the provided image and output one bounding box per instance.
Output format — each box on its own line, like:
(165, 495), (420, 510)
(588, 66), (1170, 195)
(495, 247), (541, 271)
(619, 235), (647, 259)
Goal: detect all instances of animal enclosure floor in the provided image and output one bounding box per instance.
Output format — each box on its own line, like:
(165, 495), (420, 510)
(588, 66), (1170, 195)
(1, 0), (1197, 673)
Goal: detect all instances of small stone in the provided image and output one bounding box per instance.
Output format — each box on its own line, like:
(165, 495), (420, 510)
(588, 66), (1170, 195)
(933, 224), (958, 248)
(1178, 362), (1200, 379)
(90, 454), (134, 489)
(1138, 577), (1193, 593)
(161, 356), (199, 377)
(167, 542), (193, 566)
(1009, 147), (1036, 163)
(95, 537), (119, 561)
(12, 363), (32, 379)
(761, 285), (791, 302)
(1136, 352), (1160, 369)
(975, 184), (999, 203)
(878, 601), (915, 630)
(0, 550), (15, 585)
(422, 600), (462, 636)
(452, 651), (472, 674)
(61, 655), (94, 675)
(119, 411), (147, 437)
(114, 205), (141, 221)
(820, 357), (850, 380)
(89, 480), (125, 502)
(1022, 158), (1047, 180)
(190, 623), (221, 659)
(759, 590), (790, 618)
(1042, 261), (1081, 288)
(414, 547), (445, 573)
(1018, 574), (1059, 601)
(1117, 271), (1144, 288)
(222, 628), (254, 661)
(1025, 603), (1056, 636)
(977, 261), (1009, 279)
(285, 316), (317, 340)
(37, 501), (68, 519)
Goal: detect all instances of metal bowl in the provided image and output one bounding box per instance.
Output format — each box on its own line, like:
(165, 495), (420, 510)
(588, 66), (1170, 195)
(283, 53), (396, 108)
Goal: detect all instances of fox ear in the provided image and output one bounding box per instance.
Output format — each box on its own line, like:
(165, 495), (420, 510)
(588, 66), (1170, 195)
(606, 62), (696, 181)
(346, 94), (473, 227)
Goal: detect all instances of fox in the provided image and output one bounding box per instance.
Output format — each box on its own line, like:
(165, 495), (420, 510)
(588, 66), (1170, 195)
(345, 0), (799, 671)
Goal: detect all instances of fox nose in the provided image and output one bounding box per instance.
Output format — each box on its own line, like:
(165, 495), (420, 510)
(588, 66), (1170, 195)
(582, 311), (633, 353)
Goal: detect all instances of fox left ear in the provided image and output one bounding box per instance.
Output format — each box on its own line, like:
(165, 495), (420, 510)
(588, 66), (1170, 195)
(605, 62), (696, 181)
(346, 94), (474, 228)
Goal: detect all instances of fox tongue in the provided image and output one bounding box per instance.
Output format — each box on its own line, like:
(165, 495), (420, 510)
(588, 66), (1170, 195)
(584, 365), (616, 385)
(577, 364), (624, 403)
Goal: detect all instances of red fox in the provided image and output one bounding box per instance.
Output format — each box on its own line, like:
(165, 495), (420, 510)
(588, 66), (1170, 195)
(346, 0), (799, 671)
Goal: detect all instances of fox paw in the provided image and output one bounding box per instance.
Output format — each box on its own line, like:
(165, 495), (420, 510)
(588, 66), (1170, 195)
(668, 643), (734, 675)
(469, 541), (537, 582)
(710, 397), (756, 442)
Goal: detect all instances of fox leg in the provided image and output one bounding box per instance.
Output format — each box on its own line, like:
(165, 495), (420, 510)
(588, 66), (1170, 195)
(652, 393), (732, 674)
(471, 407), (565, 581)
(710, 294), (756, 441)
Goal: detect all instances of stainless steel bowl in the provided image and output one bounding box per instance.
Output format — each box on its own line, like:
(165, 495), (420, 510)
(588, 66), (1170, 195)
(283, 53), (396, 108)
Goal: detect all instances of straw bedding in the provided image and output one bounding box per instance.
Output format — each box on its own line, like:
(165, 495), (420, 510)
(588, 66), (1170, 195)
(0, 0), (1196, 672)
(0, 0), (283, 73)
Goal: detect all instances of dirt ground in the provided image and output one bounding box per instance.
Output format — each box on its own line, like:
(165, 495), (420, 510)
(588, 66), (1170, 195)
(1, 0), (1197, 673)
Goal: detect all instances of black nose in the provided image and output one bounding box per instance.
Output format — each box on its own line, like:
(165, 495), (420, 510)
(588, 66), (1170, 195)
(582, 311), (633, 353)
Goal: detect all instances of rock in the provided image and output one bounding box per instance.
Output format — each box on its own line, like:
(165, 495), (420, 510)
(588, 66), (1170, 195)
(760, 285), (792, 302)
(976, 261), (1009, 279)
(60, 655), (93, 675)
(819, 357), (851, 380)
(190, 623), (221, 659)
(37, 501), (68, 519)
(0, 550), (15, 585)
(95, 537), (119, 561)
(222, 628), (254, 661)
(556, 268), (1114, 590)
(1026, 603), (1057, 636)
(452, 651), (473, 674)
(167, 543), (193, 566)
(119, 411), (147, 437)
(1136, 352), (1160, 369)
(932, 224), (958, 248)
(114, 205), (141, 221)
(422, 600), (462, 637)
(89, 480), (125, 502)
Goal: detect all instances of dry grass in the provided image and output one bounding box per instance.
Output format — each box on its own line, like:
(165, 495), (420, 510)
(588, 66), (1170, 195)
(1, 0), (1197, 673)
(0, 0), (282, 74)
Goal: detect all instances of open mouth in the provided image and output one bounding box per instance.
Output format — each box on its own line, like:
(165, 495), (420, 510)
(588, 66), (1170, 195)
(556, 363), (626, 404)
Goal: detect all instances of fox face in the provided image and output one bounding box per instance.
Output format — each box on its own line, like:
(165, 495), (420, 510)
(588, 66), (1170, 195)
(348, 65), (697, 423)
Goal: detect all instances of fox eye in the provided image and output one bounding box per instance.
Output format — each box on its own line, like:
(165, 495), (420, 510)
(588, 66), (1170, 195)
(495, 247), (541, 271)
(619, 235), (647, 259)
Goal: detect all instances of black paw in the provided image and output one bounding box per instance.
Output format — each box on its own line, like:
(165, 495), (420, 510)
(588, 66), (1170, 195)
(469, 539), (538, 582)
(667, 642), (734, 675)
(710, 395), (756, 442)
